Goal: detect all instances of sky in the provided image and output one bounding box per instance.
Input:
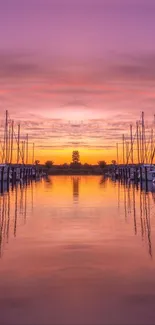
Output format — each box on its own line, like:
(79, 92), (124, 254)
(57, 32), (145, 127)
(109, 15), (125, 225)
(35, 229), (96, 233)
(0, 0), (155, 164)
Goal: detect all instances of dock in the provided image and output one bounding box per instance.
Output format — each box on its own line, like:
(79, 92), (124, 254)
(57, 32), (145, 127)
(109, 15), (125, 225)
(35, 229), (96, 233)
(106, 111), (155, 187)
(0, 164), (47, 193)
(0, 110), (47, 192)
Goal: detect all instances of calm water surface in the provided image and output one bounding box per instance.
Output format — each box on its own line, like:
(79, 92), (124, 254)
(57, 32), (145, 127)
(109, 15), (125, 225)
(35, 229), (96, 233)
(0, 176), (155, 324)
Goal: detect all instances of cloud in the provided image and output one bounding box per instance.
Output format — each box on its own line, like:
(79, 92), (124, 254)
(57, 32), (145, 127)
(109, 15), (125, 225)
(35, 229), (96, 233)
(1, 50), (155, 85)
(0, 50), (155, 159)
(0, 51), (39, 79)
(108, 56), (155, 82)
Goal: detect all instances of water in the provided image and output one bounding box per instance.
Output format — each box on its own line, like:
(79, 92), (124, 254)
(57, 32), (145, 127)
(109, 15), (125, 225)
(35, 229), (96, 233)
(0, 176), (155, 324)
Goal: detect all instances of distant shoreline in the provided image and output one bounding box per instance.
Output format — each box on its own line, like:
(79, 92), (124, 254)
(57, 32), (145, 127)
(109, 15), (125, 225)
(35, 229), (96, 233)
(46, 166), (105, 175)
(47, 171), (104, 175)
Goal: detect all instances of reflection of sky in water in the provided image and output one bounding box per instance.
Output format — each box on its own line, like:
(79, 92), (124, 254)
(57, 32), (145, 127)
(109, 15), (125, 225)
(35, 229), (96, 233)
(0, 176), (155, 324)
(72, 176), (80, 203)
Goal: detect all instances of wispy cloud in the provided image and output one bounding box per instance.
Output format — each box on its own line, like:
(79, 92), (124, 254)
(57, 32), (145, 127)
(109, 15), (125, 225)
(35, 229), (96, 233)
(0, 14), (155, 163)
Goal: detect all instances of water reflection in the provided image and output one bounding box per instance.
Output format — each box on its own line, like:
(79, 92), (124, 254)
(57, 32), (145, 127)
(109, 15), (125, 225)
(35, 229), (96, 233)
(72, 176), (80, 203)
(116, 179), (153, 258)
(0, 180), (34, 258)
(0, 181), (8, 195)
(1, 177), (155, 261)
(1, 176), (155, 324)
(99, 176), (107, 187)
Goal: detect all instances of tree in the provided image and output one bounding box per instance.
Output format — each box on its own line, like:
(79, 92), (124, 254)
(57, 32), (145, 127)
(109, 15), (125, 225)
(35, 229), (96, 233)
(35, 160), (40, 165)
(83, 163), (91, 168)
(72, 150), (80, 164)
(111, 160), (116, 165)
(98, 160), (107, 168)
(45, 160), (54, 168)
(62, 163), (69, 168)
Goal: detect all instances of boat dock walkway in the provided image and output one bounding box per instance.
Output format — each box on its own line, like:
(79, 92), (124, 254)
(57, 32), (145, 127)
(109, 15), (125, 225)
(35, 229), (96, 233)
(0, 164), (47, 192)
(107, 164), (155, 190)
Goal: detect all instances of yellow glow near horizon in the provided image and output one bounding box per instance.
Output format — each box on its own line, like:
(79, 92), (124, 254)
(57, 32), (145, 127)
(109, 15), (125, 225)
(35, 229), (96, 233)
(34, 148), (116, 164)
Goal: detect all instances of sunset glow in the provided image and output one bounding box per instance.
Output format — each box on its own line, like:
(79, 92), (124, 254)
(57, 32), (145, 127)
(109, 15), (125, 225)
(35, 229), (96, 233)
(0, 0), (155, 163)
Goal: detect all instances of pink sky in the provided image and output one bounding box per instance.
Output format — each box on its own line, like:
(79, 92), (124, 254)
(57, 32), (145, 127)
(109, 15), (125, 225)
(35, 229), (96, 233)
(0, 0), (155, 163)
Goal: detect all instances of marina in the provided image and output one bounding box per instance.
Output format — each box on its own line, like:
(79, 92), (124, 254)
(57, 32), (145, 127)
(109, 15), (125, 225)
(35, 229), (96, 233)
(106, 112), (155, 186)
(1, 109), (155, 324)
(1, 1), (155, 323)
(0, 110), (46, 190)
(1, 110), (155, 187)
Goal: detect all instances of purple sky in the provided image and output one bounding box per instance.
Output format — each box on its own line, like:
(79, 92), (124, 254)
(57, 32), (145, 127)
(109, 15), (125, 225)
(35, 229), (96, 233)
(0, 0), (155, 162)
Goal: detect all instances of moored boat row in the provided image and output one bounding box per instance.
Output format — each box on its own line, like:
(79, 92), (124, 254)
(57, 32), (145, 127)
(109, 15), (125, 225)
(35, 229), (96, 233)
(109, 164), (155, 183)
(0, 164), (46, 185)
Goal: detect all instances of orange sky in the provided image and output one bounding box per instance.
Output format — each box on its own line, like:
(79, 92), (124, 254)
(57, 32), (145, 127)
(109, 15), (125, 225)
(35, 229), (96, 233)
(37, 148), (115, 164)
(0, 1), (155, 164)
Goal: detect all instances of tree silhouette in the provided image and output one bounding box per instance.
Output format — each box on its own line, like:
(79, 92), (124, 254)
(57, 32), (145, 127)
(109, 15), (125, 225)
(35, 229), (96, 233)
(45, 160), (54, 168)
(72, 151), (80, 164)
(35, 160), (40, 165)
(111, 160), (116, 165)
(98, 160), (107, 168)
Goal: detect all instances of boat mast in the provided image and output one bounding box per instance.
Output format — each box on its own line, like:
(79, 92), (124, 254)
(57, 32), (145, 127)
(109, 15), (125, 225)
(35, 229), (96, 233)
(10, 120), (14, 164)
(150, 115), (155, 164)
(126, 141), (129, 165)
(116, 143), (119, 165)
(150, 128), (153, 164)
(122, 134), (125, 165)
(136, 121), (140, 164)
(130, 124), (133, 164)
(32, 143), (35, 165)
(26, 134), (29, 165)
(22, 141), (25, 164)
(17, 124), (20, 164)
(5, 110), (8, 164)
(8, 121), (11, 164)
(141, 111), (145, 164)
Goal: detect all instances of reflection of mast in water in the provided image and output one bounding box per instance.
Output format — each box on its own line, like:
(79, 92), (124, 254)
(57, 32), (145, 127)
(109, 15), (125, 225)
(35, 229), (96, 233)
(132, 185), (137, 235)
(151, 192), (155, 205)
(24, 183), (27, 223)
(142, 193), (147, 238)
(20, 183), (24, 216)
(73, 177), (80, 203)
(0, 194), (7, 257)
(127, 183), (131, 216)
(6, 191), (10, 243)
(140, 192), (144, 240)
(0, 195), (3, 257)
(14, 185), (18, 237)
(123, 184), (127, 221)
(117, 180), (120, 210)
(143, 192), (152, 258)
(0, 180), (35, 259)
(121, 181), (153, 258)
(31, 180), (34, 213)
